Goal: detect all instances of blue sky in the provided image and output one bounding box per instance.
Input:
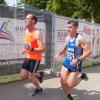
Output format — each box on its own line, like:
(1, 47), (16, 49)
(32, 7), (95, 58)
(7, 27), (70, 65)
(5, 0), (19, 6)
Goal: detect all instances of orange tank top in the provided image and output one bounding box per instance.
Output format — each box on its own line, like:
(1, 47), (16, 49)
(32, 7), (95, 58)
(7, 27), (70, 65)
(24, 31), (42, 60)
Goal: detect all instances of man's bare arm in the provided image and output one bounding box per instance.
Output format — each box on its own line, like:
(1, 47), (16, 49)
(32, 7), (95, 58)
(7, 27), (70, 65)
(70, 34), (91, 66)
(33, 31), (45, 52)
(78, 35), (91, 60)
(57, 43), (67, 56)
(54, 37), (68, 60)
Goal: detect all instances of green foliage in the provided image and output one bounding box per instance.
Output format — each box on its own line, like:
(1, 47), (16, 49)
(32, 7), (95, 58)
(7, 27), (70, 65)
(83, 59), (100, 68)
(0, 0), (6, 4)
(20, 0), (100, 23)
(21, 0), (48, 9)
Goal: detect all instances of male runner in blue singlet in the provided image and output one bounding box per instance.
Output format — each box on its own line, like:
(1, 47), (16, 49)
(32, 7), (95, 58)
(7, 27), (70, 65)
(54, 20), (91, 100)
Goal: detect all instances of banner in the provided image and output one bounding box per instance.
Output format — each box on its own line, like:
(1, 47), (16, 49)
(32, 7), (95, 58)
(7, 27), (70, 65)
(54, 15), (100, 62)
(0, 17), (46, 64)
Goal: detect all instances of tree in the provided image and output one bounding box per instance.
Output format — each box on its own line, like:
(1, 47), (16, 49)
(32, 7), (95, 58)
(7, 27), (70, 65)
(47, 0), (78, 17)
(79, 0), (100, 23)
(20, 0), (48, 9)
(0, 0), (6, 4)
(20, 0), (100, 23)
(47, 0), (100, 23)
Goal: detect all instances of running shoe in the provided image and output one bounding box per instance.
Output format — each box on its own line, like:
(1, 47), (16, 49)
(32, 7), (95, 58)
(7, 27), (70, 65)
(32, 88), (43, 96)
(66, 94), (73, 100)
(38, 71), (44, 83)
(81, 73), (88, 81)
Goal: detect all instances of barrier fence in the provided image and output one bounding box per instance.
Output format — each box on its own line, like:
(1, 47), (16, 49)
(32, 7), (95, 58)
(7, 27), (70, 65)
(0, 5), (100, 76)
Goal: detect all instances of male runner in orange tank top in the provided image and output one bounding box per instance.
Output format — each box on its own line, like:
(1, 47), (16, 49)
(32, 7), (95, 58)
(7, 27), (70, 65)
(20, 13), (45, 96)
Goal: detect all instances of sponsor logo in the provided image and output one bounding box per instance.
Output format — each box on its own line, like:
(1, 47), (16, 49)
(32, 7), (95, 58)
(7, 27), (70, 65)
(0, 20), (14, 42)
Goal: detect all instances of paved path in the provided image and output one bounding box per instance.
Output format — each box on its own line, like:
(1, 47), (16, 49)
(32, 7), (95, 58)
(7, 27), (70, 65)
(0, 65), (100, 100)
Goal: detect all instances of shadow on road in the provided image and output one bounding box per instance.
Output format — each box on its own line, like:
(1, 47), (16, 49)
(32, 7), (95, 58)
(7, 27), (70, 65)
(27, 87), (100, 100)
(0, 78), (100, 100)
(0, 65), (100, 100)
(72, 88), (100, 100)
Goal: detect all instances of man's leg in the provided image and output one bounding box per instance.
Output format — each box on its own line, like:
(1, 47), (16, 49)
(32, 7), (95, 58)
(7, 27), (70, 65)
(28, 72), (41, 89)
(35, 71), (44, 83)
(20, 68), (41, 89)
(60, 66), (75, 100)
(60, 67), (82, 99)
(73, 72), (88, 87)
(29, 60), (43, 96)
(67, 71), (79, 89)
(60, 66), (70, 94)
(34, 60), (44, 83)
(20, 59), (29, 79)
(20, 69), (28, 79)
(29, 72), (43, 96)
(64, 71), (79, 100)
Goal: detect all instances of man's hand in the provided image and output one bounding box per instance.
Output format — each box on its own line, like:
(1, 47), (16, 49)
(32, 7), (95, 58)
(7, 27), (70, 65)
(54, 54), (60, 61)
(23, 42), (32, 51)
(70, 59), (78, 66)
(21, 49), (27, 54)
(21, 42), (32, 54)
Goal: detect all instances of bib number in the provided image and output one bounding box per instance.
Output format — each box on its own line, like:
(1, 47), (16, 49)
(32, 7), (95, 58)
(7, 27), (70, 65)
(66, 52), (74, 60)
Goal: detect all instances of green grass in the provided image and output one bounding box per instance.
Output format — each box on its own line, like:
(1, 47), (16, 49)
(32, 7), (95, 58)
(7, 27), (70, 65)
(0, 74), (22, 84)
(83, 59), (100, 68)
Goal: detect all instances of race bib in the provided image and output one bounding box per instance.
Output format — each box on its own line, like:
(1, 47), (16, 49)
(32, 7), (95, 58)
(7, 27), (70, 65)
(66, 51), (74, 60)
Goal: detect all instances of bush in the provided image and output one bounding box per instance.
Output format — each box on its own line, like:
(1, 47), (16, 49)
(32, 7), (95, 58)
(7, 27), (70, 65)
(83, 59), (100, 68)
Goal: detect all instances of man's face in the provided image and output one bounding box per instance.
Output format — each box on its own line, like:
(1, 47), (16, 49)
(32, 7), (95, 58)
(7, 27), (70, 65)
(67, 23), (77, 35)
(25, 14), (35, 27)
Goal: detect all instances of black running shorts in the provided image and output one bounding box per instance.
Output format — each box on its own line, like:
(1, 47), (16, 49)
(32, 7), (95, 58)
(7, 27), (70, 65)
(22, 58), (41, 73)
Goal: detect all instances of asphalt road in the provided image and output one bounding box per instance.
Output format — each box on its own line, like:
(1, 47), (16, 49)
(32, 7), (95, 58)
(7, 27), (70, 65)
(0, 65), (100, 100)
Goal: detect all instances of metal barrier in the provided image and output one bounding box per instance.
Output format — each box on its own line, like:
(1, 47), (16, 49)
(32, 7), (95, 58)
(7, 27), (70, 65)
(0, 5), (53, 76)
(0, 5), (100, 76)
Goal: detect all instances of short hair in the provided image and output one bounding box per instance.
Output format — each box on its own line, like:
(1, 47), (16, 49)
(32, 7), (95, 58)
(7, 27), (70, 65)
(67, 20), (78, 27)
(32, 14), (37, 24)
(27, 13), (37, 24)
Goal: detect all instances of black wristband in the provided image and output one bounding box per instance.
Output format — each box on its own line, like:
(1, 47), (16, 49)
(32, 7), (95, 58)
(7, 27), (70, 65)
(31, 48), (34, 51)
(77, 58), (81, 63)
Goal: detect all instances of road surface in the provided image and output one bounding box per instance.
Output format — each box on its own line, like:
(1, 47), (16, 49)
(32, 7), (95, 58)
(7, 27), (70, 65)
(0, 65), (100, 100)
